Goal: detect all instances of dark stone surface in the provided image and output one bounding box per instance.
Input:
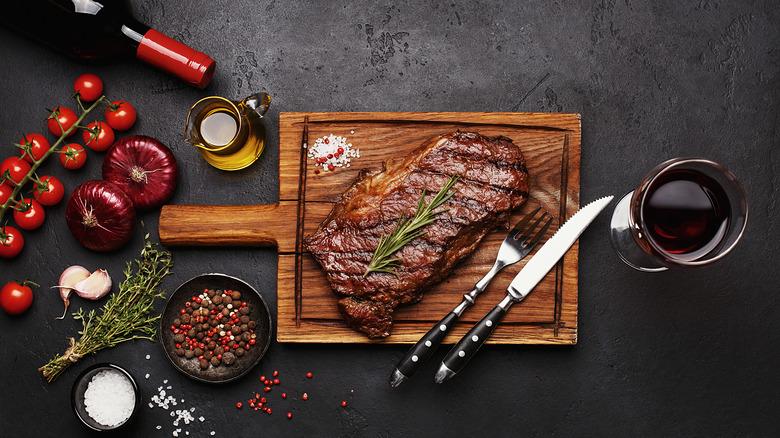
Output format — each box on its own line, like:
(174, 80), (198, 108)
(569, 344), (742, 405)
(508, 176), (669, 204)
(1, 1), (778, 436)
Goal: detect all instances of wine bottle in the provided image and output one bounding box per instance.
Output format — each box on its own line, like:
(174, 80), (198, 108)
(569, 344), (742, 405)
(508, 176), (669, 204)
(1, 0), (216, 89)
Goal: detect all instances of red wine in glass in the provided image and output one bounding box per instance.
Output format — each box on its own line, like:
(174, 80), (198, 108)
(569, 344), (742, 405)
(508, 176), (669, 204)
(642, 169), (730, 260)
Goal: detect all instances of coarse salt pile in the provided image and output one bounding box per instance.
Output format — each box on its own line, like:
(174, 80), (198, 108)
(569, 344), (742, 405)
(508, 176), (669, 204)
(84, 369), (136, 427)
(307, 134), (359, 172)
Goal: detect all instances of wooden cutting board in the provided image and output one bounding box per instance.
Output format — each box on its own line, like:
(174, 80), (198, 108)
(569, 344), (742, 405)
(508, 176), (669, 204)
(159, 112), (581, 344)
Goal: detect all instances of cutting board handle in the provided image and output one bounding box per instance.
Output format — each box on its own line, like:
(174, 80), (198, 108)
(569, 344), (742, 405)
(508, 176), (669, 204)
(158, 202), (299, 252)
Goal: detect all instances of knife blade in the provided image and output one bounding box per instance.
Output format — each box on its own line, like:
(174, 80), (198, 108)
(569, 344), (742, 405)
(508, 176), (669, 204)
(434, 195), (614, 383)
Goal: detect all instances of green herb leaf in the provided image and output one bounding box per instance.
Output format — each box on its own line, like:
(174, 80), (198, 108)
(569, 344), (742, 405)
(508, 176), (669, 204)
(39, 241), (173, 382)
(363, 174), (459, 278)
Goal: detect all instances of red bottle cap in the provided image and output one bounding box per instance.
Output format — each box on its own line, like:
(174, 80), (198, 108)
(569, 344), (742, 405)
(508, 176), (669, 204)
(136, 29), (216, 89)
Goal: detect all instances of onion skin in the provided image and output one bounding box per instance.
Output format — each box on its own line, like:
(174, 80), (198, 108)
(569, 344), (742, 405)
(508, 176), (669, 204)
(65, 180), (137, 252)
(102, 135), (178, 211)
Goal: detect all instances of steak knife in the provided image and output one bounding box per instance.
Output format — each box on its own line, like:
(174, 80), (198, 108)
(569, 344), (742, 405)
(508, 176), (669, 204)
(434, 195), (614, 383)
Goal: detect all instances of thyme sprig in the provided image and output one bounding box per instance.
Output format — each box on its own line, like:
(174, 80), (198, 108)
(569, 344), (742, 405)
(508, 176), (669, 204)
(363, 174), (459, 278)
(39, 240), (173, 382)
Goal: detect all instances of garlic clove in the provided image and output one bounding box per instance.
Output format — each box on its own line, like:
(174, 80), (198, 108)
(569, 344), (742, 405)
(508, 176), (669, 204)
(73, 269), (113, 300)
(57, 265), (91, 319)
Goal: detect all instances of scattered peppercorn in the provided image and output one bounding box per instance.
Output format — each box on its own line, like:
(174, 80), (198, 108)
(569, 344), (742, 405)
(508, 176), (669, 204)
(236, 402), (242, 409)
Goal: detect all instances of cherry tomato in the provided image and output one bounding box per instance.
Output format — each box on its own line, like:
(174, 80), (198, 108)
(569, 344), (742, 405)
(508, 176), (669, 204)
(105, 100), (137, 131)
(0, 184), (13, 206)
(18, 133), (51, 163)
(0, 226), (24, 258)
(0, 157), (31, 186)
(47, 107), (79, 137)
(0, 281), (34, 315)
(83, 121), (115, 152)
(32, 175), (64, 206)
(73, 73), (103, 102)
(59, 143), (87, 170)
(13, 198), (45, 231)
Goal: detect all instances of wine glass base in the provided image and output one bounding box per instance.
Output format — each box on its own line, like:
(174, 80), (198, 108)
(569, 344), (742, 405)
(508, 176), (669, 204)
(609, 191), (667, 272)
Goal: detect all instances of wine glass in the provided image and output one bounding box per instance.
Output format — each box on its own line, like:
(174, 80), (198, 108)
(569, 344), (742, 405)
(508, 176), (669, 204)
(609, 158), (748, 271)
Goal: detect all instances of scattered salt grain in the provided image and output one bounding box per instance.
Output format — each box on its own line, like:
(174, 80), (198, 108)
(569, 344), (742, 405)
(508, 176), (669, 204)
(307, 134), (359, 173)
(145, 373), (150, 379)
(83, 369), (135, 427)
(211, 432), (216, 436)
(146, 355), (151, 360)
(150, 380), (212, 436)
(157, 425), (162, 430)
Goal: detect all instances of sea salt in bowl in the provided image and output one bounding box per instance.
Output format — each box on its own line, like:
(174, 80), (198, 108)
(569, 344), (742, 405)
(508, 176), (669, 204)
(72, 363), (141, 431)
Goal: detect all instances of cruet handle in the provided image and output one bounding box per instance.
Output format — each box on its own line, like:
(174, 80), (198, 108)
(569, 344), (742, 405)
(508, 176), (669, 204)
(239, 92), (271, 118)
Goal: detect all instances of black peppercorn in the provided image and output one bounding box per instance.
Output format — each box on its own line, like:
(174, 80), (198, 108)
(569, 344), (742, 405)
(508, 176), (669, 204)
(210, 357), (220, 367)
(184, 350), (195, 359)
(200, 359), (209, 369)
(176, 348), (185, 356)
(222, 352), (236, 365)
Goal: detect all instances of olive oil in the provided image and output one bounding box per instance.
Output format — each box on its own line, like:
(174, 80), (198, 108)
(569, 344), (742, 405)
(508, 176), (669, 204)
(184, 93), (270, 171)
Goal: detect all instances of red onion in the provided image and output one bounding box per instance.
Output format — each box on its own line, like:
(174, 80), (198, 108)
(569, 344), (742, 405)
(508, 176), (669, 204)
(66, 180), (137, 252)
(102, 135), (178, 211)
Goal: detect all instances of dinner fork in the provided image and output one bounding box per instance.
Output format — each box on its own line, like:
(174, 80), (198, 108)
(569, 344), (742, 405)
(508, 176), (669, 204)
(389, 207), (554, 387)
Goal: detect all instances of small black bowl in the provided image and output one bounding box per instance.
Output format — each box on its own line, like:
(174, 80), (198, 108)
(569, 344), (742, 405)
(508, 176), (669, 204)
(159, 273), (272, 383)
(71, 363), (141, 431)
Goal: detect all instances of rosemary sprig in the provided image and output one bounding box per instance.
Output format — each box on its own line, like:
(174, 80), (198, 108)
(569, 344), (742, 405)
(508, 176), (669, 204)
(363, 174), (459, 278)
(39, 240), (173, 382)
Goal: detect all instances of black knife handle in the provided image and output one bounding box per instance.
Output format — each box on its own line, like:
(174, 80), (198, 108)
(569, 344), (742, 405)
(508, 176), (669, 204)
(438, 304), (508, 381)
(394, 312), (460, 378)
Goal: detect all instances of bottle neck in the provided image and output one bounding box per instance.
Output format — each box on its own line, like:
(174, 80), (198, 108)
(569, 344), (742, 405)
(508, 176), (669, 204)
(135, 28), (216, 89)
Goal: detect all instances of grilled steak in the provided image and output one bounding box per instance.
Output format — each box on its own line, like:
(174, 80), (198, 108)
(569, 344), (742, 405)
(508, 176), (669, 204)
(304, 131), (529, 338)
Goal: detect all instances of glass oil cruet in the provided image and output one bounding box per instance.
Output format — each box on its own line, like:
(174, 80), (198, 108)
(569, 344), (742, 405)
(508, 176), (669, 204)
(184, 92), (271, 171)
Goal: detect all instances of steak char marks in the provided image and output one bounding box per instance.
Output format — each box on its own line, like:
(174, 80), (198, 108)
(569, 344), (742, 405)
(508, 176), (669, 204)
(304, 132), (529, 338)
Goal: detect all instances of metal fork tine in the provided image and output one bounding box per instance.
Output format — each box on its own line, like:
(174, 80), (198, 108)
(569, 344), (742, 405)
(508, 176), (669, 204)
(526, 215), (554, 247)
(510, 207), (542, 239)
(517, 211), (548, 242)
